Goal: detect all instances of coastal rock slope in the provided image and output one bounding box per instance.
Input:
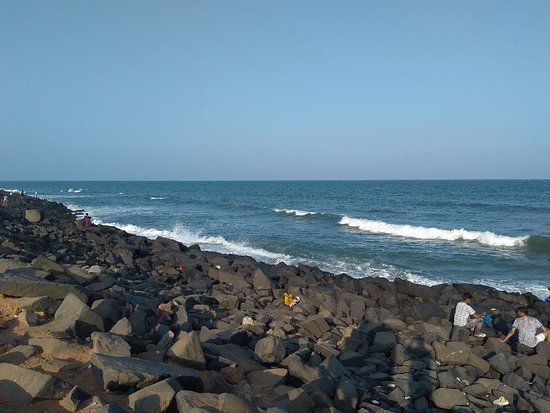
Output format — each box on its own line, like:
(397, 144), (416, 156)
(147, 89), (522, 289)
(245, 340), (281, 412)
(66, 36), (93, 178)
(1, 189), (550, 413)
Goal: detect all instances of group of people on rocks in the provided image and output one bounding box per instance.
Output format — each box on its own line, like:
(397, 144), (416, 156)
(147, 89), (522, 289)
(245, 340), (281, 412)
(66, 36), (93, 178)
(453, 291), (550, 349)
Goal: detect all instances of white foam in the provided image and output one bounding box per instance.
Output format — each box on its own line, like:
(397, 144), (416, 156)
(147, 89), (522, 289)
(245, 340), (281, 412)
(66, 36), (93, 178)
(339, 216), (528, 248)
(0, 188), (21, 194)
(274, 208), (318, 217)
(67, 188), (83, 193)
(150, 197), (164, 200)
(96, 220), (292, 264)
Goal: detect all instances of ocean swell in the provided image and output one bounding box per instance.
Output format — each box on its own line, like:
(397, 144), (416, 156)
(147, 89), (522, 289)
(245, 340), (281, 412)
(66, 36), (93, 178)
(339, 216), (528, 248)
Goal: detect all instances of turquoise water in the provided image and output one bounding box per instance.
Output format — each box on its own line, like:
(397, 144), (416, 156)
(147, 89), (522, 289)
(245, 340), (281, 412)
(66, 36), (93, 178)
(3, 180), (550, 299)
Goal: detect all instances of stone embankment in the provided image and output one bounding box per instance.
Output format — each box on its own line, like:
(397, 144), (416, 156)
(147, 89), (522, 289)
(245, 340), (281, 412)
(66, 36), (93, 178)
(1, 189), (550, 412)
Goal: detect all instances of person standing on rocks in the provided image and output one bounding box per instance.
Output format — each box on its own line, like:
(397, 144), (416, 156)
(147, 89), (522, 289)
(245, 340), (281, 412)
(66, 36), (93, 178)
(453, 292), (486, 338)
(81, 213), (92, 227)
(499, 306), (550, 347)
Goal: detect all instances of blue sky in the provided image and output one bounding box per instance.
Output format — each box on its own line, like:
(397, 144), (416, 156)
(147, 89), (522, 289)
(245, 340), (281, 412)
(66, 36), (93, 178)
(1, 1), (549, 180)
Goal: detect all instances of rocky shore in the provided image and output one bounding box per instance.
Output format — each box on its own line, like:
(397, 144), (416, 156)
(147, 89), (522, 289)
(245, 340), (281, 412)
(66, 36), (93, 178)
(1, 190), (550, 413)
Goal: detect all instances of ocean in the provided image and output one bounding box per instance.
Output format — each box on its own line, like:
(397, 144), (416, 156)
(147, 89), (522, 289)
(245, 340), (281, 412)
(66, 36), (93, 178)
(2, 180), (549, 299)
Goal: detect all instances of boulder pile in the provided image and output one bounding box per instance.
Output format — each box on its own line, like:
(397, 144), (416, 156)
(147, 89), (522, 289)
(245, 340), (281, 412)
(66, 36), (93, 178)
(1, 189), (550, 412)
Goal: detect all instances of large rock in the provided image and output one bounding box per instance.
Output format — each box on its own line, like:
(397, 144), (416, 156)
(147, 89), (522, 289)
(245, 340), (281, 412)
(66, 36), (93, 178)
(254, 336), (286, 365)
(0, 363), (72, 403)
(91, 332), (131, 357)
(433, 341), (470, 365)
(31, 256), (64, 273)
(91, 353), (203, 391)
(54, 293), (104, 338)
(128, 378), (182, 412)
(0, 273), (88, 302)
(246, 368), (288, 392)
(167, 331), (206, 369)
(299, 315), (331, 340)
(431, 388), (469, 409)
(24, 209), (41, 223)
(175, 391), (254, 413)
(202, 343), (265, 373)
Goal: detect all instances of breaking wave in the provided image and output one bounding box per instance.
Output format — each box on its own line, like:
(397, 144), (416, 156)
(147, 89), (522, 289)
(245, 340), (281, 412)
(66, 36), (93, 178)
(274, 208), (318, 217)
(95, 219), (292, 264)
(339, 216), (528, 248)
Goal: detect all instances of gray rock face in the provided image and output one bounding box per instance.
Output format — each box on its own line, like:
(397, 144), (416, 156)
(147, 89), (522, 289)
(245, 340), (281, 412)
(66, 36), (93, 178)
(128, 378), (182, 412)
(175, 391), (254, 413)
(254, 336), (286, 365)
(54, 293), (105, 338)
(0, 363), (72, 403)
(167, 331), (206, 369)
(91, 353), (203, 391)
(91, 332), (131, 357)
(0, 273), (88, 302)
(24, 209), (41, 223)
(246, 368), (288, 392)
(431, 387), (469, 409)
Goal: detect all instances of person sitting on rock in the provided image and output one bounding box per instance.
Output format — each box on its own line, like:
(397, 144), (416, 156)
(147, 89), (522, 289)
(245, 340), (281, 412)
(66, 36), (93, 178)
(499, 306), (550, 348)
(453, 292), (487, 338)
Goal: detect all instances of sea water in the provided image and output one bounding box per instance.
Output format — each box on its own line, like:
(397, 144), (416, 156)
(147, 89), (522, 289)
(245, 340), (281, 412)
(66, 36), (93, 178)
(3, 180), (549, 299)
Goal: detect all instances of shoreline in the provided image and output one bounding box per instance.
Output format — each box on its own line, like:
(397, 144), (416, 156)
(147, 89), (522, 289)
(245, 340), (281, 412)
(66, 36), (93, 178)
(1, 190), (550, 412)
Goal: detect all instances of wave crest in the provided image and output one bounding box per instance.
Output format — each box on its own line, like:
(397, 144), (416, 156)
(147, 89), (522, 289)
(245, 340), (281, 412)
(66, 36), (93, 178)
(339, 216), (528, 248)
(274, 208), (318, 217)
(95, 219), (291, 264)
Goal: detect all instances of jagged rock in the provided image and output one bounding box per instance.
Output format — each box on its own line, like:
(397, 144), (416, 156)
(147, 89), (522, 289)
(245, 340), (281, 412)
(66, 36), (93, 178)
(431, 388), (469, 409)
(0, 344), (38, 364)
(246, 368), (288, 391)
(110, 317), (134, 336)
(167, 330), (206, 369)
(281, 353), (322, 384)
(53, 292), (104, 338)
(91, 353), (203, 391)
(28, 337), (81, 359)
(0, 363), (72, 403)
(255, 336), (286, 364)
(18, 308), (40, 326)
(0, 273), (89, 302)
(202, 342), (265, 373)
(24, 209), (41, 223)
(299, 315), (331, 340)
(502, 372), (531, 391)
(15, 295), (60, 314)
(31, 256), (64, 273)
(536, 341), (550, 360)
(334, 376), (358, 413)
(59, 385), (90, 412)
(438, 371), (466, 389)
(175, 390), (254, 413)
(433, 341), (470, 365)
(128, 377), (182, 412)
(91, 332), (131, 357)
(488, 352), (515, 375)
(466, 353), (490, 374)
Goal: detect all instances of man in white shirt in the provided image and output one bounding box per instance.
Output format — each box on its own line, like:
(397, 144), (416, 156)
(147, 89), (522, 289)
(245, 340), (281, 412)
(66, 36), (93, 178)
(499, 307), (550, 348)
(453, 292), (486, 338)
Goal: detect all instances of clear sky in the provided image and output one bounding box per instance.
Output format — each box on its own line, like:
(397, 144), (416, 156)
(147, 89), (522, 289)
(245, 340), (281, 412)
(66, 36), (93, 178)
(1, 1), (549, 180)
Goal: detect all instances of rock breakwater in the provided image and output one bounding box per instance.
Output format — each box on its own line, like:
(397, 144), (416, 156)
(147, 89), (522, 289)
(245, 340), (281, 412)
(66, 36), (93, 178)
(1, 189), (550, 412)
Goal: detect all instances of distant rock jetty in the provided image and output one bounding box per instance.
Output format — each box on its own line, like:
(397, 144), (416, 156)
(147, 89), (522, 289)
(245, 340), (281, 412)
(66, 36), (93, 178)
(1, 189), (550, 412)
